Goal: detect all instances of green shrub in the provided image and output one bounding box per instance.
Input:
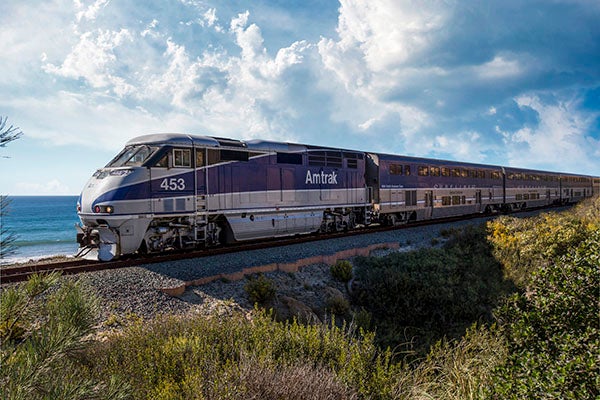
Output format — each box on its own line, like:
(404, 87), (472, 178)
(490, 229), (600, 398)
(0, 273), (131, 400)
(85, 309), (400, 399)
(326, 294), (350, 316)
(244, 274), (276, 305)
(330, 260), (353, 282)
(487, 210), (589, 288)
(352, 224), (514, 355)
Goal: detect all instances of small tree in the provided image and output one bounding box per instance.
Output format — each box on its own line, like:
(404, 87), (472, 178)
(0, 116), (22, 260)
(0, 195), (17, 260)
(0, 273), (131, 399)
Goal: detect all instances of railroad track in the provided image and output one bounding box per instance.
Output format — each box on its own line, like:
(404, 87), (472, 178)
(0, 224), (387, 284)
(0, 205), (564, 284)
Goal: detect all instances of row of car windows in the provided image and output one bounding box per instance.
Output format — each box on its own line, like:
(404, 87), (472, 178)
(390, 163), (591, 184)
(390, 163), (502, 180)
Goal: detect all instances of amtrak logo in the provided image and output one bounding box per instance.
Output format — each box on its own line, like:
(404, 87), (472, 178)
(305, 170), (338, 184)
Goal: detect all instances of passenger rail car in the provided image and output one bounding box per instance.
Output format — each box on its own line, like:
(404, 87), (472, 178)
(76, 133), (597, 261)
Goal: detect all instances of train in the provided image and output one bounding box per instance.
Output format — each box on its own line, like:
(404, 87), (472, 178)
(75, 133), (598, 261)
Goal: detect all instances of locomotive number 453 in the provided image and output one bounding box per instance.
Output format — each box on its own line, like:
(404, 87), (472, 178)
(160, 178), (186, 191)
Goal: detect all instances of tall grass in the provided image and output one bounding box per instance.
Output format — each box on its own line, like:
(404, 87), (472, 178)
(83, 309), (401, 399)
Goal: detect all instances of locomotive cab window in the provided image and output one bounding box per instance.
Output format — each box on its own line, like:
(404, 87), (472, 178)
(173, 149), (191, 168)
(155, 154), (168, 168)
(195, 150), (205, 167)
(107, 145), (157, 167)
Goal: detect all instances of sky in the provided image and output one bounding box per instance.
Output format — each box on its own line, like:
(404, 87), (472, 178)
(1, 0), (599, 195)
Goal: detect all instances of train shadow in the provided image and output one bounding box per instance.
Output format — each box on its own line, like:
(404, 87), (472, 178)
(349, 223), (518, 359)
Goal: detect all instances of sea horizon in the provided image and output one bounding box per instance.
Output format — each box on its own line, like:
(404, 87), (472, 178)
(1, 195), (80, 264)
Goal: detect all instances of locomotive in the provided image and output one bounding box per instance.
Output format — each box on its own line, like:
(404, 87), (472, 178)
(76, 133), (597, 261)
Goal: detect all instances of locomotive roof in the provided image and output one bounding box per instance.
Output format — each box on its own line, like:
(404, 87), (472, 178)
(127, 133), (221, 147)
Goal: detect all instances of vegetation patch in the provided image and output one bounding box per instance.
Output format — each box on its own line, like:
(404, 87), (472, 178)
(330, 259), (353, 283)
(351, 224), (514, 356)
(244, 273), (276, 305)
(2, 197), (598, 399)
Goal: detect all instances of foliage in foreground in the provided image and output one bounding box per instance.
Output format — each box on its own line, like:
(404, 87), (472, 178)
(0, 273), (130, 400)
(84, 309), (401, 400)
(490, 225), (600, 398)
(351, 224), (514, 356)
(487, 196), (600, 288)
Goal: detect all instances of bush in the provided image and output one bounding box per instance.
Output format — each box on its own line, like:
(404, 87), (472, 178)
(352, 224), (514, 355)
(487, 206), (591, 288)
(326, 294), (350, 316)
(396, 324), (506, 400)
(490, 229), (600, 399)
(330, 260), (353, 282)
(244, 274), (276, 305)
(84, 309), (401, 399)
(0, 273), (131, 400)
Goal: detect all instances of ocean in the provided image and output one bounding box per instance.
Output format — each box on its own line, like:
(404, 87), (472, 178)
(1, 196), (80, 264)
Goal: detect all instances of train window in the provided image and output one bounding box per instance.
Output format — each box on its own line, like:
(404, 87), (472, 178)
(430, 166), (440, 176)
(207, 149), (220, 165)
(220, 149), (248, 162)
(460, 169), (468, 178)
(196, 150), (205, 167)
(108, 145), (157, 167)
(469, 170), (477, 178)
(441, 167), (450, 177)
(277, 153), (303, 165)
(155, 154), (168, 168)
(452, 196), (461, 205)
(390, 164), (402, 175)
(405, 165), (411, 176)
(173, 149), (191, 167)
(442, 196), (451, 205)
(418, 166), (429, 176)
(478, 170), (485, 179)
(451, 168), (460, 177)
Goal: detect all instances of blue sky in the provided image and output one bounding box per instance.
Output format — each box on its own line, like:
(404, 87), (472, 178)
(1, 0), (599, 195)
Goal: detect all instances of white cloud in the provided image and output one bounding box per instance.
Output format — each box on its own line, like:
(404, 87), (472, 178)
(476, 55), (523, 79)
(43, 28), (135, 96)
(75, 0), (109, 22)
(502, 95), (599, 172)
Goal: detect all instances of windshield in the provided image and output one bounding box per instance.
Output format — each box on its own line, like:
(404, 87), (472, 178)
(106, 145), (157, 167)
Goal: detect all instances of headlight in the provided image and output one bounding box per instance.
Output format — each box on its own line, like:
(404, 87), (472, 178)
(94, 205), (114, 214)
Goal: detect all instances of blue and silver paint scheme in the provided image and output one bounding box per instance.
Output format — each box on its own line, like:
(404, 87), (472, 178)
(76, 133), (371, 260)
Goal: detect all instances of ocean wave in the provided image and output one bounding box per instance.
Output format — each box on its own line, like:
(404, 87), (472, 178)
(14, 238), (76, 247)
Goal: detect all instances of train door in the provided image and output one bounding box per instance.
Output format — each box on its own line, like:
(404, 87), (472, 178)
(424, 190), (434, 219)
(475, 190), (482, 212)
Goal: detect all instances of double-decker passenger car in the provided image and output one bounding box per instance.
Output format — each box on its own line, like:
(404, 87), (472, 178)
(76, 133), (597, 261)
